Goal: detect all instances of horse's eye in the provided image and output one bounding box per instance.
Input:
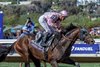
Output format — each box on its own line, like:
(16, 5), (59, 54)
(83, 31), (86, 34)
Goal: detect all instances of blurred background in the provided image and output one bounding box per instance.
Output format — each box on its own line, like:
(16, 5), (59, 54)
(0, 0), (99, 39)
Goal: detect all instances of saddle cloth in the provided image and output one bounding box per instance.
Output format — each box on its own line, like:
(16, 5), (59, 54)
(30, 40), (44, 52)
(30, 33), (55, 52)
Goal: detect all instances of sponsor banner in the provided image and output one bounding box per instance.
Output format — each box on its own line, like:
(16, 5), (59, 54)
(71, 44), (99, 54)
(0, 11), (3, 39)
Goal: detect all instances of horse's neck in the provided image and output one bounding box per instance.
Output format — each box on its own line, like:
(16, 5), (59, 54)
(61, 28), (79, 50)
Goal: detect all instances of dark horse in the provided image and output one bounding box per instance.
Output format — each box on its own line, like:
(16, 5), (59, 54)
(0, 24), (95, 67)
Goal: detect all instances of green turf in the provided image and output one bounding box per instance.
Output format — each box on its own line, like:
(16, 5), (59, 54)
(0, 62), (100, 67)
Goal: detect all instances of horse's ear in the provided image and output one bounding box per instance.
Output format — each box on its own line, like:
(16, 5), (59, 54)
(70, 23), (76, 26)
(70, 23), (73, 26)
(76, 24), (81, 28)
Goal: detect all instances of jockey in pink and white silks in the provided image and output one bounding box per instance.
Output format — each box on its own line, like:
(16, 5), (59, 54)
(38, 10), (68, 46)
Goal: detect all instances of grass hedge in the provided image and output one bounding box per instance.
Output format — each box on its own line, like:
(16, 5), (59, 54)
(4, 13), (100, 38)
(4, 13), (100, 28)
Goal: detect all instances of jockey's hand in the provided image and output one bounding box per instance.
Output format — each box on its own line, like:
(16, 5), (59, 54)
(52, 23), (57, 28)
(58, 29), (61, 32)
(56, 27), (61, 33)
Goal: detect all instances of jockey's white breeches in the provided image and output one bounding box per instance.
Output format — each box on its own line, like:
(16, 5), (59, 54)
(38, 15), (55, 34)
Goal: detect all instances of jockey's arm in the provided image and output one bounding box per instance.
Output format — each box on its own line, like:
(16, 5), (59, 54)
(52, 21), (62, 32)
(30, 26), (35, 33)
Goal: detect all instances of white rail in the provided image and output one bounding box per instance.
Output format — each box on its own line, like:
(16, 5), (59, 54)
(0, 39), (100, 43)
(0, 39), (16, 43)
(0, 39), (100, 62)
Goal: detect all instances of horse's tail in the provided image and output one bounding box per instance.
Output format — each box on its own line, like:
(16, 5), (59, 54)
(0, 41), (16, 62)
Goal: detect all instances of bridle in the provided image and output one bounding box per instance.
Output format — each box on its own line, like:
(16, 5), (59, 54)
(79, 28), (89, 41)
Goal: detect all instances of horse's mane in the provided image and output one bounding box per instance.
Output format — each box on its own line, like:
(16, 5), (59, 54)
(65, 23), (78, 31)
(62, 23), (78, 35)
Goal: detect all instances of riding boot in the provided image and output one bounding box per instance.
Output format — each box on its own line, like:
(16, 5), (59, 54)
(44, 32), (49, 43)
(44, 33), (53, 43)
(36, 36), (42, 43)
(42, 32), (49, 47)
(42, 33), (48, 60)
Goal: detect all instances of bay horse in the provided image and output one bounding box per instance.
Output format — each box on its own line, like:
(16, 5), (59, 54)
(0, 24), (95, 67)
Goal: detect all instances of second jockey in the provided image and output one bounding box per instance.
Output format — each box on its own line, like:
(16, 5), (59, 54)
(22, 17), (35, 34)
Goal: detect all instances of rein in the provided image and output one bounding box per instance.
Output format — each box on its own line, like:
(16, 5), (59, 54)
(51, 28), (79, 51)
(64, 28), (79, 42)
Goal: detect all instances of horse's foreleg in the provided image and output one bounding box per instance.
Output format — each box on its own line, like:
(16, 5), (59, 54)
(60, 57), (75, 65)
(24, 57), (30, 67)
(43, 61), (46, 67)
(19, 63), (23, 67)
(60, 57), (80, 67)
(50, 60), (58, 67)
(75, 62), (80, 67)
(31, 58), (40, 67)
(25, 55), (30, 67)
(20, 54), (30, 67)
(29, 54), (41, 67)
(25, 62), (30, 67)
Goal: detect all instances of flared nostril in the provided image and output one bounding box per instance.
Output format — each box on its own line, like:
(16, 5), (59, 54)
(91, 40), (95, 44)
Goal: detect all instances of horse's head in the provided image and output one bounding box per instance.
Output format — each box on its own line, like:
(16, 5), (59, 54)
(61, 24), (95, 45)
(79, 27), (95, 44)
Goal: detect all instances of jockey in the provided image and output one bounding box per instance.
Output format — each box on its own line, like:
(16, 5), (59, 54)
(22, 17), (35, 34)
(38, 10), (68, 47)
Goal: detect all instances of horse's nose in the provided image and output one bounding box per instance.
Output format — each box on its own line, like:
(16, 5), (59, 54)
(91, 40), (95, 44)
